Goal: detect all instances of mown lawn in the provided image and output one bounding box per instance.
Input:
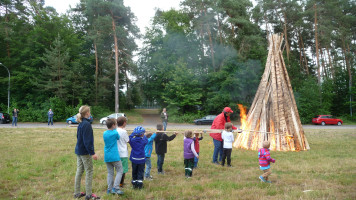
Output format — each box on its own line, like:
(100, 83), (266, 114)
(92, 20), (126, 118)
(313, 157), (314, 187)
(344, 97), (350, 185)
(0, 128), (355, 200)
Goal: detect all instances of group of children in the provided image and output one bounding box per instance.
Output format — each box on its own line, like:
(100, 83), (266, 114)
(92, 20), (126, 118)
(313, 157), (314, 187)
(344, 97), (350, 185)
(74, 106), (276, 200)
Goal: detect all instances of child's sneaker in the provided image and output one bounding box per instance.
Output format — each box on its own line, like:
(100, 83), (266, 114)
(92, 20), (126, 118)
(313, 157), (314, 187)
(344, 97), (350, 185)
(111, 188), (124, 195)
(85, 193), (100, 200)
(74, 192), (86, 198)
(145, 176), (153, 180)
(266, 180), (272, 183)
(227, 165), (232, 167)
(259, 176), (267, 183)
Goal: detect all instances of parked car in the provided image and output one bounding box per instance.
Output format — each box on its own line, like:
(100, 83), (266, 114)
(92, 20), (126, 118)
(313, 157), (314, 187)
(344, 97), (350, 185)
(66, 115), (93, 124)
(100, 113), (127, 125)
(194, 115), (217, 125)
(312, 115), (343, 126)
(0, 112), (11, 124)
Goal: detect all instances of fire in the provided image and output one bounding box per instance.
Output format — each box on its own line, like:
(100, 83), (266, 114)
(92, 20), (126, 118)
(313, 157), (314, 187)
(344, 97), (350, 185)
(233, 104), (298, 151)
(238, 104), (247, 130)
(233, 104), (250, 149)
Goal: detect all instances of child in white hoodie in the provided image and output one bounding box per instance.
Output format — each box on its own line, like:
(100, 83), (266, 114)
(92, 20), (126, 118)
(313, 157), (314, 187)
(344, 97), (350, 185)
(221, 122), (234, 167)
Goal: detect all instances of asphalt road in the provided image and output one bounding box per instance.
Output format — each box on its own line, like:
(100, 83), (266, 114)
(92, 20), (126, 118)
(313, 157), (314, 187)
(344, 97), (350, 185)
(1, 122), (355, 131)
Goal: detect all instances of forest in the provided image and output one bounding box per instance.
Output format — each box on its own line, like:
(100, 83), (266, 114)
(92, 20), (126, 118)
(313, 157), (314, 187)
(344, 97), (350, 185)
(0, 0), (355, 123)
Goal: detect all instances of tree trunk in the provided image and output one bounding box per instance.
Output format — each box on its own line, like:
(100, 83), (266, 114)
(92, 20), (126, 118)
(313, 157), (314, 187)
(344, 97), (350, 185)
(342, 39), (352, 117)
(299, 33), (309, 75)
(5, 4), (11, 58)
(326, 46), (334, 78)
(277, 0), (290, 61)
(282, 16), (290, 61)
(203, 6), (215, 70)
(314, 4), (321, 86)
(347, 43), (353, 117)
(111, 13), (120, 113)
(297, 34), (303, 72)
(320, 47), (328, 79)
(94, 41), (99, 105)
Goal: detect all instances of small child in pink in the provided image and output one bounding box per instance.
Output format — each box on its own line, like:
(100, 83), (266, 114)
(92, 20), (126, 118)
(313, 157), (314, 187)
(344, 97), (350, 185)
(258, 141), (275, 183)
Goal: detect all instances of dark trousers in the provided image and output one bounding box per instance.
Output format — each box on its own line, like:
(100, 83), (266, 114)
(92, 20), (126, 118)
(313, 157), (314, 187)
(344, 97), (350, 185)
(157, 154), (165, 172)
(184, 158), (194, 177)
(221, 148), (232, 166)
(131, 163), (145, 189)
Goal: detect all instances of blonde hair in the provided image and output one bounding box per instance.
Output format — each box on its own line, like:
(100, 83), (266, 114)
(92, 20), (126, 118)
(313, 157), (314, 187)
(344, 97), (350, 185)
(76, 105), (90, 123)
(185, 131), (193, 138)
(262, 141), (270, 148)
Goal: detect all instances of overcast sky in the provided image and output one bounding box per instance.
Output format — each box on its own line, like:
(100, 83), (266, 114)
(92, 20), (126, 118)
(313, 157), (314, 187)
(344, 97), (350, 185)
(45, 0), (182, 37)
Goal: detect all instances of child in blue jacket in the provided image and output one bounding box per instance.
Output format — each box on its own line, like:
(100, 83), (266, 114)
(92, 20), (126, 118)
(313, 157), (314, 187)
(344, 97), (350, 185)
(144, 132), (156, 180)
(129, 126), (148, 189)
(103, 118), (124, 195)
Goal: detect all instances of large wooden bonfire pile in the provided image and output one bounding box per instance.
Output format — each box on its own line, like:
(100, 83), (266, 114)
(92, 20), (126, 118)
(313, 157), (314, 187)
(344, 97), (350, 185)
(233, 34), (310, 151)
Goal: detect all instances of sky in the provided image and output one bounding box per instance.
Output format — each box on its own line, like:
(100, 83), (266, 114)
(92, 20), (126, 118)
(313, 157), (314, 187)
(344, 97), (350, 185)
(44, 0), (182, 38)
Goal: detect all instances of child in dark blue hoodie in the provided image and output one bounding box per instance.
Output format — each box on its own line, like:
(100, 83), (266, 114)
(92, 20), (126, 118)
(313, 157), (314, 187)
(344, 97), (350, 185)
(129, 126), (148, 189)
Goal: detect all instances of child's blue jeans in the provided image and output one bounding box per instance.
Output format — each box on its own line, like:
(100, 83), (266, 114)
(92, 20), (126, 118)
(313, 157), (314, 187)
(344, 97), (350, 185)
(194, 153), (199, 168)
(145, 157), (151, 178)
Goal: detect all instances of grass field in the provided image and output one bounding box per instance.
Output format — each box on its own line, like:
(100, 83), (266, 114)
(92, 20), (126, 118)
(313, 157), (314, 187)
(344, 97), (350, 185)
(0, 127), (355, 200)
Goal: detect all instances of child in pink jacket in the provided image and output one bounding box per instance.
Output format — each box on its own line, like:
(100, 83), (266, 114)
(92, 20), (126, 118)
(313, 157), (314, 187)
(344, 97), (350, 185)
(258, 141), (275, 183)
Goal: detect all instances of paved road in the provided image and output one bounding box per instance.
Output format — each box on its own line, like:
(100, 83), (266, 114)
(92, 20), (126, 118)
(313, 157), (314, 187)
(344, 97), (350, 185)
(1, 122), (355, 131)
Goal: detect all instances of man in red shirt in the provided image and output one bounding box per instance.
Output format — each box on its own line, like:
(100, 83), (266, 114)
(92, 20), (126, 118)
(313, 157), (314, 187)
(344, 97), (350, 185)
(210, 107), (237, 164)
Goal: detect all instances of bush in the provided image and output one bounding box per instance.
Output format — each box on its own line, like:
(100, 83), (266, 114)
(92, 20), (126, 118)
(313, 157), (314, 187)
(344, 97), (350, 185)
(169, 113), (203, 123)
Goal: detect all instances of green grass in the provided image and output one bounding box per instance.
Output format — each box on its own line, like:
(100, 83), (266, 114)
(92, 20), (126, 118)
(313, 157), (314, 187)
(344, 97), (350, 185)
(0, 128), (355, 199)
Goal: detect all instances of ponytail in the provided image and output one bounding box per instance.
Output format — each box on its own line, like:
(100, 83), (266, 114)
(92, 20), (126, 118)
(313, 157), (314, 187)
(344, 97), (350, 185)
(76, 105), (90, 123)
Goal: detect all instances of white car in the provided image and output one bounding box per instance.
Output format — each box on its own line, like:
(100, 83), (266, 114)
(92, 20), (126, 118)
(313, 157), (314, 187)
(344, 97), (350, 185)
(100, 113), (127, 125)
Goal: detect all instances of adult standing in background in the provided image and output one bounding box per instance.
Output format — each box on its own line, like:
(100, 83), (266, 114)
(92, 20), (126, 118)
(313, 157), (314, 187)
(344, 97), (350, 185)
(161, 108), (168, 131)
(48, 108), (54, 126)
(210, 107), (237, 164)
(12, 108), (19, 127)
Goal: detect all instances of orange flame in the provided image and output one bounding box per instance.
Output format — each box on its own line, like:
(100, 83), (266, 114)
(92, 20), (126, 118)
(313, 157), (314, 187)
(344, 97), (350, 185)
(233, 104), (298, 151)
(233, 104), (250, 149)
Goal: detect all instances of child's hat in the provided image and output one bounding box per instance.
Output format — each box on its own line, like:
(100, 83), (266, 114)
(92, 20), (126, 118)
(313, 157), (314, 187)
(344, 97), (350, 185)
(133, 126), (145, 136)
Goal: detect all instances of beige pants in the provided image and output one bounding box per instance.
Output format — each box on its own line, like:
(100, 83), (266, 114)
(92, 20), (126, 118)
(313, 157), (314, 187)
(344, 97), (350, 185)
(261, 168), (271, 180)
(74, 155), (93, 195)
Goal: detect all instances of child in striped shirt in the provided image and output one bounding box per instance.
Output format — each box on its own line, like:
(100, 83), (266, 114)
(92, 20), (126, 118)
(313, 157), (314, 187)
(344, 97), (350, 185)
(258, 141), (276, 183)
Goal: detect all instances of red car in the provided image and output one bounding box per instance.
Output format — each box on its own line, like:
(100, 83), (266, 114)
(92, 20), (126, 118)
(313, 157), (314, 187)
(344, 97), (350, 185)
(312, 115), (343, 126)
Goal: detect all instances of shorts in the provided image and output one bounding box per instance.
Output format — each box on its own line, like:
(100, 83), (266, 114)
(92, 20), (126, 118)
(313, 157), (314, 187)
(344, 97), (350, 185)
(120, 157), (129, 173)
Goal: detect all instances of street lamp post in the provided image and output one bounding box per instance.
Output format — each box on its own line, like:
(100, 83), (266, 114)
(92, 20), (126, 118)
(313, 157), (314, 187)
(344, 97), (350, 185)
(0, 62), (10, 114)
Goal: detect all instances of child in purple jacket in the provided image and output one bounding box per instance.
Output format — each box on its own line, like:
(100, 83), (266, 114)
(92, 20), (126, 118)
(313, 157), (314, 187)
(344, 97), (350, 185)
(258, 141), (276, 183)
(183, 131), (199, 178)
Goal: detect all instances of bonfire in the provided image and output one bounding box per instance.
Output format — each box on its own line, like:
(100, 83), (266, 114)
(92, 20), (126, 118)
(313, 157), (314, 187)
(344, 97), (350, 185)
(233, 34), (310, 151)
